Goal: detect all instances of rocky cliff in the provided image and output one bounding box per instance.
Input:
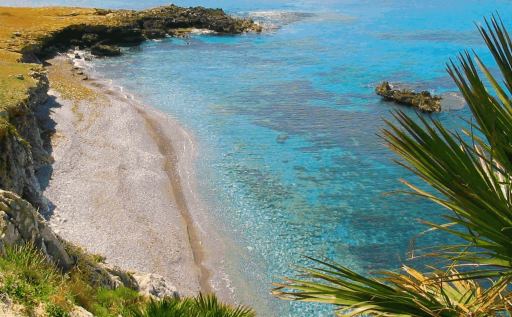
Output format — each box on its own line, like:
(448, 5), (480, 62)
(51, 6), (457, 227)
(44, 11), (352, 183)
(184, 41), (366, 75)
(0, 69), (51, 215)
(0, 190), (72, 269)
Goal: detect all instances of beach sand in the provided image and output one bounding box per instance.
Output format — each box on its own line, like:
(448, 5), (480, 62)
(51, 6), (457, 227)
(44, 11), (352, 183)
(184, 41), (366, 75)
(37, 55), (212, 295)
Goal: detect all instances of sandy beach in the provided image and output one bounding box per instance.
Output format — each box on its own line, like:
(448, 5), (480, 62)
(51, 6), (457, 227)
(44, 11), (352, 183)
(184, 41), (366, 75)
(37, 55), (212, 296)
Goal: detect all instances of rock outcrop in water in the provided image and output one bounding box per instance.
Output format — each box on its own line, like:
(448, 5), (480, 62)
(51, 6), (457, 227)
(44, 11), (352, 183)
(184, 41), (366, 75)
(376, 81), (442, 113)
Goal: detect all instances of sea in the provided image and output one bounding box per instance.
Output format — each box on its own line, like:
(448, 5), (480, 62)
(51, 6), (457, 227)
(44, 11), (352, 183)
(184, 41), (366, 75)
(3, 0), (512, 315)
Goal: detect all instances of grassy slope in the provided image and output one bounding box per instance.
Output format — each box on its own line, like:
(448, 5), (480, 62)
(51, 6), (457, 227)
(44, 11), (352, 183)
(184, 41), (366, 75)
(0, 243), (255, 317)
(0, 243), (143, 317)
(0, 7), (128, 129)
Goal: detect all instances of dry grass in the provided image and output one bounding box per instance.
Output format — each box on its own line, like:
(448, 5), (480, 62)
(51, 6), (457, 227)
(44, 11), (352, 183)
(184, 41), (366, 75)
(0, 6), (127, 134)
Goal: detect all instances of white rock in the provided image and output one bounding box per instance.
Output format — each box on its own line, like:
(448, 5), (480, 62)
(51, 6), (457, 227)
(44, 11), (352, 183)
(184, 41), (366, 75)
(70, 306), (94, 317)
(133, 272), (177, 298)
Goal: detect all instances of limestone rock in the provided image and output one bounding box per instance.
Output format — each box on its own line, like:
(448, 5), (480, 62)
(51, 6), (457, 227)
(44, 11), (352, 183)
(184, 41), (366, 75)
(0, 190), (73, 270)
(0, 296), (24, 317)
(105, 265), (139, 290)
(376, 81), (442, 113)
(133, 272), (178, 298)
(70, 306), (94, 317)
(0, 69), (51, 214)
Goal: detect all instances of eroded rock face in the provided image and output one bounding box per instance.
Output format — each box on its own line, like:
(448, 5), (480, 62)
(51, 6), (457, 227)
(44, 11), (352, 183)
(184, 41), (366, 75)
(0, 70), (51, 214)
(0, 190), (73, 270)
(376, 81), (442, 113)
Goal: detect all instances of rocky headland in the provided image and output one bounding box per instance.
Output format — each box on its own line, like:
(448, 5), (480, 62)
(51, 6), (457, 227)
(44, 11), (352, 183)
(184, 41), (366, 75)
(0, 5), (260, 315)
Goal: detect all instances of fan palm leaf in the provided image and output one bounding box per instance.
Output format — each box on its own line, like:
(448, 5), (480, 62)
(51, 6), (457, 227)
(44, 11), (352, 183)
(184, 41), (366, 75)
(131, 293), (255, 317)
(382, 15), (512, 278)
(273, 258), (510, 317)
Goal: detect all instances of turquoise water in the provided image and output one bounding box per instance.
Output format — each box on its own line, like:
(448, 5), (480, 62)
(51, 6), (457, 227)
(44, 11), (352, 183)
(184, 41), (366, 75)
(5, 0), (512, 315)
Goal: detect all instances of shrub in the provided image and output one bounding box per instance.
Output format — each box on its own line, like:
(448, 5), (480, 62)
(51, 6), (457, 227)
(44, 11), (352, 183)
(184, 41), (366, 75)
(132, 293), (255, 317)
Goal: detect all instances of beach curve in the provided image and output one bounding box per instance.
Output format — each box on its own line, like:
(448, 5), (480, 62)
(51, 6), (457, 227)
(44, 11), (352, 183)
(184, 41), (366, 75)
(40, 55), (214, 296)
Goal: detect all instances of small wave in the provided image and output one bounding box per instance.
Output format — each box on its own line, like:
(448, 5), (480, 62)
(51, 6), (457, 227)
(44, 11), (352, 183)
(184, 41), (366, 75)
(65, 49), (94, 72)
(440, 91), (466, 111)
(189, 28), (216, 35)
(248, 10), (353, 31)
(248, 11), (316, 31)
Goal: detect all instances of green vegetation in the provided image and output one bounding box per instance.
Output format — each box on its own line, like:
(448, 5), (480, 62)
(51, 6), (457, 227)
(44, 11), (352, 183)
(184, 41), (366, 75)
(131, 294), (255, 317)
(0, 243), (255, 316)
(0, 243), (144, 316)
(0, 243), (71, 316)
(273, 15), (512, 316)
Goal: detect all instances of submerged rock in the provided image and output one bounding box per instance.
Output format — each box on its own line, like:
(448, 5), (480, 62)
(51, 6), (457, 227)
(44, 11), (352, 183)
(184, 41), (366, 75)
(376, 81), (442, 113)
(276, 133), (289, 144)
(440, 91), (466, 111)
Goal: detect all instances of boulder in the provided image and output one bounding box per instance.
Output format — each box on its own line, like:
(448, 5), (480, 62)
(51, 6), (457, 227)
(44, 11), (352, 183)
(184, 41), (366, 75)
(0, 190), (74, 271)
(133, 272), (178, 298)
(376, 81), (442, 113)
(90, 44), (121, 57)
(70, 306), (94, 317)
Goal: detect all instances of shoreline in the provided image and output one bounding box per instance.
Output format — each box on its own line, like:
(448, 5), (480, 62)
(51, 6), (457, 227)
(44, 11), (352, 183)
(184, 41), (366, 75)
(136, 105), (212, 294)
(40, 55), (218, 296)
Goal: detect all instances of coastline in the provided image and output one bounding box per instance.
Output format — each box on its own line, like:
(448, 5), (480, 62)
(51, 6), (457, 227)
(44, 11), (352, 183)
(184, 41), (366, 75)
(39, 55), (215, 296)
(0, 4), (265, 315)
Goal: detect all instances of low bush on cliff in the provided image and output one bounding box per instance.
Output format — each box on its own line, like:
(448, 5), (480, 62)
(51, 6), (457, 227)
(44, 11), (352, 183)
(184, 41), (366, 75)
(84, 286), (143, 317)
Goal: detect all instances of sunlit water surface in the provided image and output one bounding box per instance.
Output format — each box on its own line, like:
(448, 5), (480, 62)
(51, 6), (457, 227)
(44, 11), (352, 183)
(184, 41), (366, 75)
(4, 0), (512, 315)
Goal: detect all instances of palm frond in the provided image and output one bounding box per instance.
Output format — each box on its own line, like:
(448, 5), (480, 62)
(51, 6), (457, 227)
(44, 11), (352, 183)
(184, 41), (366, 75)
(273, 259), (509, 317)
(383, 111), (512, 275)
(381, 14), (512, 277)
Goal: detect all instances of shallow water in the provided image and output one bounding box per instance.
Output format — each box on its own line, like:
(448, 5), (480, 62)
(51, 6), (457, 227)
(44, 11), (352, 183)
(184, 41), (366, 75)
(5, 0), (512, 315)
